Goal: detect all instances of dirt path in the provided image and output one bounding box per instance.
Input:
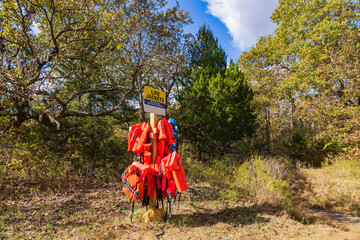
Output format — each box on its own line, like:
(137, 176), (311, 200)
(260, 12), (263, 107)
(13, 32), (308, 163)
(306, 209), (360, 240)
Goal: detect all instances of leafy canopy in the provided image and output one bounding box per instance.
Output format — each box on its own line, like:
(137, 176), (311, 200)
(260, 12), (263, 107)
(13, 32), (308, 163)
(0, 0), (190, 131)
(239, 0), (360, 149)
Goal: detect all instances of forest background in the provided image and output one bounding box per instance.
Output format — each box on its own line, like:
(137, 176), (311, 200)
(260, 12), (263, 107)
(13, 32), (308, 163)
(1, 0), (360, 237)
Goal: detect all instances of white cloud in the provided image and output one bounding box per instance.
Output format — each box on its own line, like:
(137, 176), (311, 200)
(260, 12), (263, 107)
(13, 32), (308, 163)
(203, 0), (278, 51)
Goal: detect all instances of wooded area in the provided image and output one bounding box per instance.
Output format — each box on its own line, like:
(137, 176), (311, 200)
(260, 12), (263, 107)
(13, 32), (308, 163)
(1, 0), (360, 239)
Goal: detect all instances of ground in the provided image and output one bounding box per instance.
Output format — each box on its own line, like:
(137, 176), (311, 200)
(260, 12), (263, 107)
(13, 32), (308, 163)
(1, 180), (360, 240)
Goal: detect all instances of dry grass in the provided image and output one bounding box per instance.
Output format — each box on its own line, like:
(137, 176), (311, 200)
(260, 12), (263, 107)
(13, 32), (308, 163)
(2, 154), (360, 239)
(0, 179), (345, 240)
(301, 157), (360, 213)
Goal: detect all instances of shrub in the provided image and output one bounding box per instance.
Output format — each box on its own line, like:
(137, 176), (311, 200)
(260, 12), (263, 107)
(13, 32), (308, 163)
(232, 155), (294, 206)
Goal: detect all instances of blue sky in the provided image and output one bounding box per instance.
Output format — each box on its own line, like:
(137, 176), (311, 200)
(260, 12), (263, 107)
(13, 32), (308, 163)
(173, 0), (278, 61)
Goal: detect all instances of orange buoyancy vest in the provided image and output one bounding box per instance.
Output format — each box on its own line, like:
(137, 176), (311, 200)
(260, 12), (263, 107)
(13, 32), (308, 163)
(163, 119), (176, 148)
(121, 165), (144, 202)
(157, 118), (176, 156)
(163, 178), (177, 199)
(172, 163), (188, 193)
(155, 155), (161, 172)
(127, 123), (142, 152)
(131, 161), (157, 198)
(132, 122), (151, 154)
(143, 151), (151, 165)
(157, 118), (167, 140)
(166, 151), (181, 171)
(164, 151), (188, 193)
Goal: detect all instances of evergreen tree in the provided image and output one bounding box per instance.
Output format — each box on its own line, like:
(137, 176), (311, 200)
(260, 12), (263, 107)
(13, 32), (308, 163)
(178, 26), (256, 159)
(190, 24), (227, 76)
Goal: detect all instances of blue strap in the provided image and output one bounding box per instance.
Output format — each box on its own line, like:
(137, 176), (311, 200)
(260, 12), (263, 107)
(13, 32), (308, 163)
(164, 190), (175, 218)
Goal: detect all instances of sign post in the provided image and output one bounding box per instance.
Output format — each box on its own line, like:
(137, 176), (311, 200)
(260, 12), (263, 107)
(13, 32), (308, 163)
(143, 86), (166, 219)
(148, 112), (157, 210)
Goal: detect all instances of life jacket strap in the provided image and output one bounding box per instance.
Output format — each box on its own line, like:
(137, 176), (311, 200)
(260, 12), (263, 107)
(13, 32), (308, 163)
(129, 201), (139, 228)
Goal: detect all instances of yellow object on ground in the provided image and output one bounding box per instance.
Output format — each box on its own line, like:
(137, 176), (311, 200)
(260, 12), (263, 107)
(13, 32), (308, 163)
(142, 208), (166, 223)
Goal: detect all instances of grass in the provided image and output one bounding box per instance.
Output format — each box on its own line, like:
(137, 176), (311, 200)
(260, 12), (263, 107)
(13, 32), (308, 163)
(184, 155), (309, 222)
(0, 180), (332, 240)
(301, 156), (360, 213)
(1, 154), (360, 239)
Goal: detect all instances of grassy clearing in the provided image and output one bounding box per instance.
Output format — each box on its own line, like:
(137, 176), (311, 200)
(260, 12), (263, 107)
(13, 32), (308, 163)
(0, 180), (336, 240)
(301, 157), (360, 213)
(1, 154), (360, 239)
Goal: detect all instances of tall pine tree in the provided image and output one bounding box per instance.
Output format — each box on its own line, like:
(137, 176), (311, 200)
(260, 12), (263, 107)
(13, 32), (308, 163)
(178, 25), (256, 159)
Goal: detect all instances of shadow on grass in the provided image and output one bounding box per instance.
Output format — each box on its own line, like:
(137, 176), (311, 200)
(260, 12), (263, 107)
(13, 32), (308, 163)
(2, 197), (93, 228)
(169, 205), (269, 228)
(1, 182), (129, 237)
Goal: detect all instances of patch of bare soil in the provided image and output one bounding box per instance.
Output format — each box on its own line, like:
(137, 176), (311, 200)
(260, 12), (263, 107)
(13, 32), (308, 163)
(306, 209), (360, 240)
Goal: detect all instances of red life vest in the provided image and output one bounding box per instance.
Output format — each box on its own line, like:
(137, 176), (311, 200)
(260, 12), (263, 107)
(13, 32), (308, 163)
(143, 151), (151, 165)
(155, 151), (188, 195)
(166, 151), (181, 171)
(143, 143), (152, 152)
(163, 119), (176, 149)
(157, 118), (167, 141)
(163, 178), (177, 199)
(125, 121), (188, 222)
(157, 139), (165, 157)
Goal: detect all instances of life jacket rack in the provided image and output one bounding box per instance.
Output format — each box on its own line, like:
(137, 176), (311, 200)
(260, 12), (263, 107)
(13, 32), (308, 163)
(121, 119), (188, 234)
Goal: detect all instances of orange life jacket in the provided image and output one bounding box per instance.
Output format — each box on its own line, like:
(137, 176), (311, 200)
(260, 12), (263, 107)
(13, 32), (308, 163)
(143, 143), (152, 152)
(163, 119), (176, 148)
(156, 151), (188, 194)
(157, 139), (165, 157)
(155, 155), (161, 171)
(121, 165), (144, 202)
(160, 157), (168, 192)
(143, 151), (151, 165)
(157, 118), (167, 140)
(166, 151), (181, 171)
(127, 123), (142, 152)
(125, 121), (187, 222)
(131, 161), (157, 198)
(172, 163), (188, 193)
(163, 178), (176, 199)
(132, 122), (151, 154)
(157, 118), (176, 156)
(165, 151), (188, 193)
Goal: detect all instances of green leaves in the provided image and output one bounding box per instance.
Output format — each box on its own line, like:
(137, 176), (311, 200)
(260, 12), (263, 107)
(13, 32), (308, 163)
(239, 0), (360, 155)
(0, 0), (191, 129)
